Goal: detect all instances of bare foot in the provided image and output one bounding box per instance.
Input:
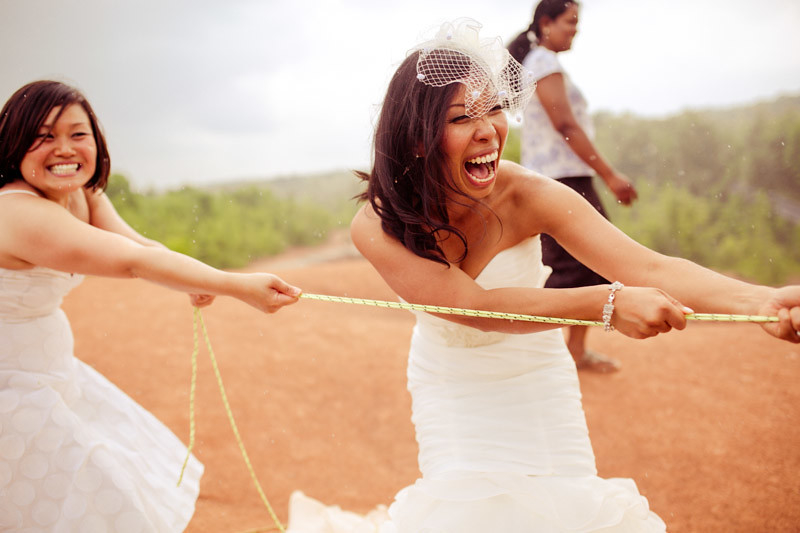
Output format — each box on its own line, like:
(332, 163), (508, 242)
(574, 350), (621, 373)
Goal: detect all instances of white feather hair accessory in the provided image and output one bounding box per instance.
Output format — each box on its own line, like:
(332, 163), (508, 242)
(413, 18), (537, 118)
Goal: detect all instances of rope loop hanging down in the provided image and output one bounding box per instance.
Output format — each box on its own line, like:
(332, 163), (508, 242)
(179, 308), (286, 533)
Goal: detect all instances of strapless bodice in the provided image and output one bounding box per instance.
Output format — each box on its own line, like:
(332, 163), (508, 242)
(0, 266), (83, 321)
(410, 236), (551, 348)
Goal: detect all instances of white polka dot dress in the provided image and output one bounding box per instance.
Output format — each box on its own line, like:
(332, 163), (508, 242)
(0, 266), (203, 531)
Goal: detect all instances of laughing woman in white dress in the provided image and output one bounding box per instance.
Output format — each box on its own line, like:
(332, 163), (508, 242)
(286, 19), (800, 533)
(0, 80), (302, 531)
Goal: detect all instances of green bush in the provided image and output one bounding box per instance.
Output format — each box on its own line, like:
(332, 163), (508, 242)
(107, 174), (358, 269)
(603, 182), (800, 285)
(506, 94), (800, 285)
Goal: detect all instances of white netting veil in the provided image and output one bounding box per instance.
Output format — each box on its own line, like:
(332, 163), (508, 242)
(413, 18), (537, 118)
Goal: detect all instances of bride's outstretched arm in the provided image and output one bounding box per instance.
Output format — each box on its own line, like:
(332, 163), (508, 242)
(524, 167), (799, 343)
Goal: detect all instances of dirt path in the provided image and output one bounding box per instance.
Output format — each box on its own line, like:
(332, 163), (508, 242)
(62, 239), (800, 532)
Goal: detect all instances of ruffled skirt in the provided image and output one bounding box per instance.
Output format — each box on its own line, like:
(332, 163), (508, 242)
(0, 309), (203, 531)
(386, 472), (665, 532)
(287, 471), (665, 533)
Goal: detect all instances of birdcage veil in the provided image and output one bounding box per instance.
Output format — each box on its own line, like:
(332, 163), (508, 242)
(413, 18), (537, 118)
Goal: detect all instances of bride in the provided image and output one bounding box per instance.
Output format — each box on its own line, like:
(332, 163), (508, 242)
(287, 18), (800, 533)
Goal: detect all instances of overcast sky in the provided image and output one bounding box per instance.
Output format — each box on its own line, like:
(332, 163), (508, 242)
(2, 0), (799, 190)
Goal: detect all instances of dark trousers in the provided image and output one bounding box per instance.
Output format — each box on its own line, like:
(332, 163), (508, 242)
(541, 176), (609, 289)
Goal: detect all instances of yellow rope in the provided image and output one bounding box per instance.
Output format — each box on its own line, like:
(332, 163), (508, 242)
(176, 310), (200, 486)
(179, 308), (286, 533)
(298, 293), (779, 325)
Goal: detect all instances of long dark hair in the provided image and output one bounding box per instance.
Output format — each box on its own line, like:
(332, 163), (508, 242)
(508, 0), (578, 64)
(356, 50), (482, 267)
(0, 80), (111, 190)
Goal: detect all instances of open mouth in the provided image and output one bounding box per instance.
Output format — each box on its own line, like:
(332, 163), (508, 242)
(464, 150), (498, 187)
(48, 163), (81, 176)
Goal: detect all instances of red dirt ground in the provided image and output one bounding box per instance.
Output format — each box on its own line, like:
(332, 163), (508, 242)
(62, 237), (800, 533)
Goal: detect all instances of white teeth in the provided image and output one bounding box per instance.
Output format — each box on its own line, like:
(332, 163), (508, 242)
(49, 163), (79, 175)
(466, 150), (499, 165)
(465, 150), (498, 184)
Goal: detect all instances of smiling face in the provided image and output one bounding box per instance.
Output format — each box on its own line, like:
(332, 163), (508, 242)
(19, 104), (97, 200)
(540, 3), (579, 53)
(441, 85), (508, 198)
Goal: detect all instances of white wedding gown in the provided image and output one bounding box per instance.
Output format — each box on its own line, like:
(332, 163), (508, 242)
(287, 236), (665, 532)
(0, 265), (203, 531)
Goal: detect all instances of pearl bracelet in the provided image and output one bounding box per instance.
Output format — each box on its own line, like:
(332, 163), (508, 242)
(602, 281), (624, 332)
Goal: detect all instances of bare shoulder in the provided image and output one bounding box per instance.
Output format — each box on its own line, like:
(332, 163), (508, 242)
(494, 160), (593, 239)
(497, 160), (563, 206)
(0, 186), (50, 218)
(350, 203), (390, 258)
(0, 182), (42, 200)
(499, 160), (553, 188)
(350, 203), (377, 242)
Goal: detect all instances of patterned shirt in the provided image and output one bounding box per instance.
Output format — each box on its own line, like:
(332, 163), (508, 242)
(521, 46), (595, 179)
